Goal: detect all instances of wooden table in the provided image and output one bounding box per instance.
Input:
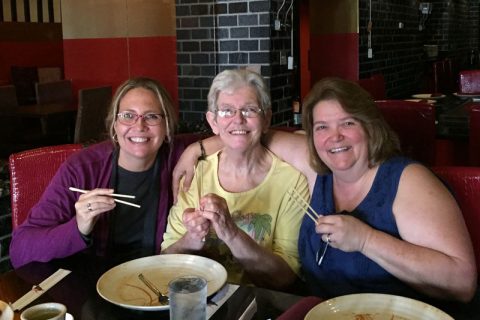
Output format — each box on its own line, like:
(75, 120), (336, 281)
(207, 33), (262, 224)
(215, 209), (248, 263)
(0, 254), (303, 320)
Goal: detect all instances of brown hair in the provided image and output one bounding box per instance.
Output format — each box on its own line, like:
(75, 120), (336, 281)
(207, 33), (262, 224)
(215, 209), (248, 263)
(302, 77), (401, 173)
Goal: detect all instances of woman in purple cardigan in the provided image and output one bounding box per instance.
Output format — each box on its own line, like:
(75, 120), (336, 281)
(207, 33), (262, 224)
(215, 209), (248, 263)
(10, 77), (192, 268)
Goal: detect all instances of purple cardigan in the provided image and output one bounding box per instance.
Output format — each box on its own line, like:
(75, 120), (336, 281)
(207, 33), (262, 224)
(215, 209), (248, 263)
(10, 138), (190, 268)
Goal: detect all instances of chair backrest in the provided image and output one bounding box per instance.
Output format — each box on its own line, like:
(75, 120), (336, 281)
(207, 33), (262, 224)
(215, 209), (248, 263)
(470, 105), (480, 166)
(357, 73), (386, 100)
(0, 85), (18, 108)
(35, 79), (73, 105)
(9, 144), (83, 229)
(37, 67), (62, 83)
(376, 100), (436, 165)
(431, 166), (480, 271)
(74, 86), (112, 144)
(458, 70), (480, 94)
(11, 66), (38, 105)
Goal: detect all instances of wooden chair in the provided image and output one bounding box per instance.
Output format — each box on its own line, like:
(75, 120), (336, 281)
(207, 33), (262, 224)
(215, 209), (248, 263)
(37, 67), (62, 83)
(469, 105), (480, 166)
(11, 66), (38, 105)
(9, 144), (83, 229)
(376, 100), (436, 166)
(35, 79), (73, 105)
(0, 85), (18, 108)
(357, 73), (386, 100)
(74, 86), (112, 143)
(431, 166), (480, 272)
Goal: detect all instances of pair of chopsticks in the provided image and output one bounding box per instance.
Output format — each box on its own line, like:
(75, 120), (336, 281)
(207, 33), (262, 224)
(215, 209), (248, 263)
(68, 187), (141, 208)
(288, 189), (319, 224)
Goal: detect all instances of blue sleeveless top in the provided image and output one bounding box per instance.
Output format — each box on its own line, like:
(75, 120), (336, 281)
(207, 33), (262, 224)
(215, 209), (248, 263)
(298, 157), (425, 300)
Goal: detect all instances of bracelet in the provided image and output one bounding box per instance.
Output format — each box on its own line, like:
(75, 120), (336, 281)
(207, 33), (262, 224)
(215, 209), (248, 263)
(198, 140), (206, 160)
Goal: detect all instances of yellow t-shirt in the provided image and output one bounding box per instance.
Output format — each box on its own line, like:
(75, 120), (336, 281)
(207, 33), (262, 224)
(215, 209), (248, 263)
(162, 150), (310, 285)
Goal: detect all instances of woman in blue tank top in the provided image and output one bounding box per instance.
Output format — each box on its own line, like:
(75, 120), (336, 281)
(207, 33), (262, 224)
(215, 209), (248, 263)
(262, 78), (477, 307)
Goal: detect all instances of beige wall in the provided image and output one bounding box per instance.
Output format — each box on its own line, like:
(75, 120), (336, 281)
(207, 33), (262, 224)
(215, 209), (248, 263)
(61, 0), (176, 39)
(310, 0), (358, 34)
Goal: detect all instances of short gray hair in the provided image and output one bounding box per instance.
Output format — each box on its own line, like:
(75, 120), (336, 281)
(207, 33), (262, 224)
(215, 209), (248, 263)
(207, 69), (271, 113)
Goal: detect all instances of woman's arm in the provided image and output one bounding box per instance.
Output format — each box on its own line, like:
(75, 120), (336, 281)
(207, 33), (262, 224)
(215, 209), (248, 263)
(363, 164), (477, 302)
(172, 135), (223, 203)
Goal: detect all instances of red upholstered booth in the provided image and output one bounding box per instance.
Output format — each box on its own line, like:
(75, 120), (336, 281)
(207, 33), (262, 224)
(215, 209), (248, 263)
(469, 105), (480, 166)
(9, 144), (83, 229)
(376, 100), (436, 166)
(459, 70), (480, 94)
(357, 73), (386, 100)
(431, 166), (480, 273)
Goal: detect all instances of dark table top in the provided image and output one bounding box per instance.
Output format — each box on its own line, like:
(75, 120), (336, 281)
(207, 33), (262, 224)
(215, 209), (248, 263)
(436, 95), (476, 139)
(0, 254), (303, 320)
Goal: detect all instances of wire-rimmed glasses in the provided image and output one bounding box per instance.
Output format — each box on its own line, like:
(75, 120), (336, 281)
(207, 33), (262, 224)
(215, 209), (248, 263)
(215, 106), (264, 118)
(117, 111), (165, 126)
(288, 189), (330, 266)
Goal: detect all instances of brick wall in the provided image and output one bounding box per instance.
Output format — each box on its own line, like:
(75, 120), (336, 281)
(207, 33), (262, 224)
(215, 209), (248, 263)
(176, 0), (295, 127)
(359, 0), (479, 98)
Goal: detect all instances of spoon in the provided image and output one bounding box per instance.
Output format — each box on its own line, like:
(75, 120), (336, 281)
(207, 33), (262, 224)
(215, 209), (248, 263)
(138, 273), (169, 305)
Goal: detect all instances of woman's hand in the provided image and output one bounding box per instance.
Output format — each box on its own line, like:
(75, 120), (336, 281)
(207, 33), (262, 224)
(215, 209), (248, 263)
(199, 193), (239, 244)
(181, 208), (210, 250)
(74, 188), (116, 235)
(315, 213), (374, 253)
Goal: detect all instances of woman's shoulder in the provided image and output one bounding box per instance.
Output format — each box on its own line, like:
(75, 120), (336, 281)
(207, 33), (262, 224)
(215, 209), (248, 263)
(66, 140), (114, 166)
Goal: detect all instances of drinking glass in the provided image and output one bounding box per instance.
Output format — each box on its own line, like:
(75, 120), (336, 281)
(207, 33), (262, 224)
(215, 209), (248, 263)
(168, 276), (207, 320)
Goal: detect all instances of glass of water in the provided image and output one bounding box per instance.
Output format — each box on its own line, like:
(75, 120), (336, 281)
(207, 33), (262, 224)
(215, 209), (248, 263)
(168, 276), (207, 320)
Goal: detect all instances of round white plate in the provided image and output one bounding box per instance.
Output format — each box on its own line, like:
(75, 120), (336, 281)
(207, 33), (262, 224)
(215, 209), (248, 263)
(412, 93), (446, 99)
(404, 99), (436, 104)
(304, 293), (453, 320)
(96, 254), (227, 311)
(453, 92), (480, 98)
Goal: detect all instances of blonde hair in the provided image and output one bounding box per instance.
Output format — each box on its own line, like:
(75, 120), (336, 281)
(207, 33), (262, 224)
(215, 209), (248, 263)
(105, 77), (177, 145)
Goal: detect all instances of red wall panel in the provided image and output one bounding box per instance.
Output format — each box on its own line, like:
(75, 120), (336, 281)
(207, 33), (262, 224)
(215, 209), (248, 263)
(310, 33), (359, 84)
(128, 36), (178, 105)
(0, 40), (63, 84)
(63, 36), (178, 106)
(63, 38), (129, 100)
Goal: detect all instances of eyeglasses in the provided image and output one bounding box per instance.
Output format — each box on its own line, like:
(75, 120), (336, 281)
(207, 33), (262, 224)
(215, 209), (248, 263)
(215, 106), (264, 119)
(117, 111), (165, 126)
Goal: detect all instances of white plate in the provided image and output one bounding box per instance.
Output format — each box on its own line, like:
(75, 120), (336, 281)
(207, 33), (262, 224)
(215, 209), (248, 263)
(96, 254), (227, 311)
(453, 92), (480, 98)
(404, 99), (436, 104)
(304, 293), (453, 320)
(412, 93), (446, 99)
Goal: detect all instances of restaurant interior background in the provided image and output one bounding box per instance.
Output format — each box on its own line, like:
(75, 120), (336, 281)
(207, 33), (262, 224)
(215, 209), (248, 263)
(0, 0), (477, 271)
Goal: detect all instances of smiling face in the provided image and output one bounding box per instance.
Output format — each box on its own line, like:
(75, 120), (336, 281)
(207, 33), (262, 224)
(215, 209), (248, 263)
(312, 99), (369, 173)
(207, 85), (271, 152)
(114, 87), (166, 171)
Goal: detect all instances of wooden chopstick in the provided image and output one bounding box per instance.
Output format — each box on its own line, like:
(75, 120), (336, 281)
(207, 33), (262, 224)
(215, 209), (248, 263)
(197, 161), (206, 242)
(68, 187), (141, 208)
(69, 187), (135, 198)
(288, 189), (319, 224)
